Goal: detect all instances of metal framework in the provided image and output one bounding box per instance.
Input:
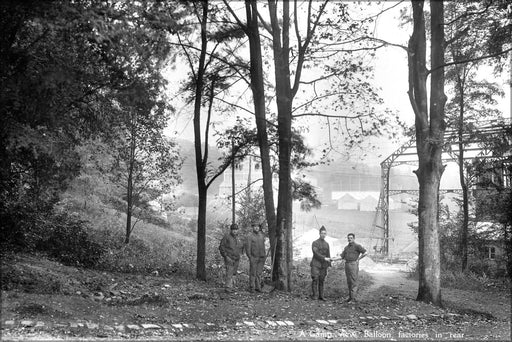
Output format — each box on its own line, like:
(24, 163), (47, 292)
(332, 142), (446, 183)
(370, 120), (511, 255)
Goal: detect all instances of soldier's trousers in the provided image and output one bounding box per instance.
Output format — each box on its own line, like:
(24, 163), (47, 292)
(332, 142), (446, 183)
(345, 261), (359, 299)
(224, 257), (240, 289)
(249, 256), (266, 290)
(311, 265), (328, 298)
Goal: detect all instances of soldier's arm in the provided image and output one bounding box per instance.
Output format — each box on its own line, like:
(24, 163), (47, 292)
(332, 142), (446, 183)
(244, 236), (251, 258)
(357, 245), (368, 260)
(219, 237), (227, 257)
(312, 242), (330, 261)
(340, 247), (346, 260)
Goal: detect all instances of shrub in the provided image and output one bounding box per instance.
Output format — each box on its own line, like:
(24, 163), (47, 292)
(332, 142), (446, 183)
(0, 201), (53, 253)
(139, 210), (169, 229)
(91, 216), (199, 277)
(159, 230), (230, 282)
(407, 261), (507, 291)
(1, 260), (65, 294)
(166, 213), (193, 232)
(37, 213), (105, 267)
(0, 198), (106, 268)
(441, 269), (495, 291)
(97, 230), (180, 275)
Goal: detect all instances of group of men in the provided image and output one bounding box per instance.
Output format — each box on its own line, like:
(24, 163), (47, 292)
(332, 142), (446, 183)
(310, 226), (367, 302)
(218, 222), (266, 293)
(218, 223), (367, 302)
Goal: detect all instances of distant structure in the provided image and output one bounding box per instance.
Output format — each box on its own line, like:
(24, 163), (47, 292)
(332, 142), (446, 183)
(371, 119), (512, 256)
(310, 165), (416, 210)
(331, 191), (401, 211)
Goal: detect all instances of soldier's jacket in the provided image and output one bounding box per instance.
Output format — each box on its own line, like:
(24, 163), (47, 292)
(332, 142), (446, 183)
(245, 231), (266, 258)
(310, 238), (331, 269)
(219, 233), (244, 261)
(341, 242), (366, 262)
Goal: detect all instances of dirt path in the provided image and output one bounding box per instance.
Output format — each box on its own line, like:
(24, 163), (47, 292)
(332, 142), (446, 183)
(362, 263), (510, 320)
(363, 263), (417, 297)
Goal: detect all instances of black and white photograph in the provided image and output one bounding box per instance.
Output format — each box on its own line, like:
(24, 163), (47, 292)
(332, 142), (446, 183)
(1, 1), (510, 341)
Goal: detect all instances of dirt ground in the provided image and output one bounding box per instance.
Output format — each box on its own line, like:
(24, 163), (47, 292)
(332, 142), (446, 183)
(1, 254), (510, 341)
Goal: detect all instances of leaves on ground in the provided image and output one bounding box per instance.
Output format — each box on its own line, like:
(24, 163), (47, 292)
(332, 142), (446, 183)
(1, 254), (510, 340)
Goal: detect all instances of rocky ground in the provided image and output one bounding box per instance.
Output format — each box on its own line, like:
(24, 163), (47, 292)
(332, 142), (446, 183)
(1, 254), (510, 341)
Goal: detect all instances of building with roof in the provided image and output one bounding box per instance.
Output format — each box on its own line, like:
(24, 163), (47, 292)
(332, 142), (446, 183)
(332, 191), (401, 211)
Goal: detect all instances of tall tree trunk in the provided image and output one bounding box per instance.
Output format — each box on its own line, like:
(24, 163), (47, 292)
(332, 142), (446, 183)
(415, 160), (443, 305)
(245, 0), (277, 259)
(125, 173), (133, 244)
(455, 75), (469, 271)
(194, 1), (209, 281)
(408, 0), (445, 306)
(268, 0), (293, 291)
(196, 182), (208, 280)
(125, 124), (137, 244)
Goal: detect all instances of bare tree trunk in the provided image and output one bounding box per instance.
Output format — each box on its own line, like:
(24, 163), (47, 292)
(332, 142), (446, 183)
(415, 163), (443, 305)
(125, 174), (133, 244)
(268, 0), (293, 291)
(196, 182), (207, 280)
(245, 0), (277, 259)
(193, 1), (209, 281)
(408, 0), (445, 306)
(264, 0), (326, 289)
(125, 123), (136, 244)
(455, 75), (469, 271)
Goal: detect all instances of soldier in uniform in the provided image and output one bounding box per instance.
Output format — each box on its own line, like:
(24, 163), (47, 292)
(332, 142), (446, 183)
(310, 226), (331, 300)
(340, 233), (367, 302)
(245, 222), (266, 292)
(219, 223), (244, 292)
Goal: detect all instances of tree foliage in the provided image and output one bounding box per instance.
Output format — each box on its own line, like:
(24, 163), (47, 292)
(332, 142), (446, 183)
(473, 126), (512, 277)
(439, 0), (509, 271)
(0, 0), (183, 251)
(110, 94), (182, 243)
(235, 188), (266, 234)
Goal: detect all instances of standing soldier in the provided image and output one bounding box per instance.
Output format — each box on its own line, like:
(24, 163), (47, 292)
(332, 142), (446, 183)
(340, 233), (367, 302)
(310, 226), (331, 300)
(245, 222), (266, 292)
(219, 223), (244, 292)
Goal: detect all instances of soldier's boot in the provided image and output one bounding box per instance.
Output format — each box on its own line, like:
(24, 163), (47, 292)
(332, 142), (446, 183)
(318, 280), (326, 301)
(311, 279), (318, 299)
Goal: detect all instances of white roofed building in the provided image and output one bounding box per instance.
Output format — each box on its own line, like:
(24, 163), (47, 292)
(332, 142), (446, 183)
(332, 191), (400, 211)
